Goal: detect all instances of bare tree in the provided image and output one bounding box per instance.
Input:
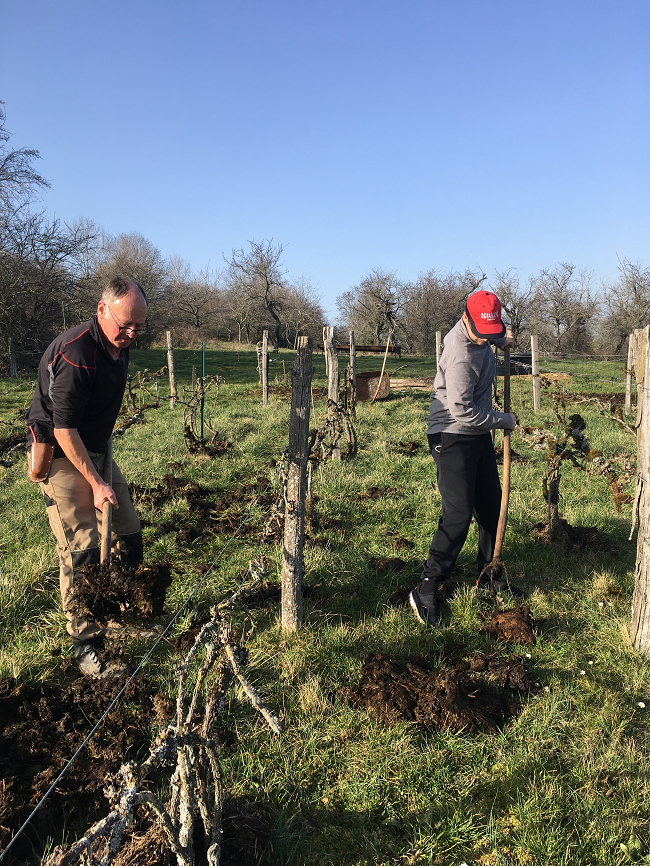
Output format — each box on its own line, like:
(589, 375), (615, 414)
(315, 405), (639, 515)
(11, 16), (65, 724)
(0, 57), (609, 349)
(0, 102), (50, 213)
(336, 267), (408, 345)
(492, 268), (534, 348)
(0, 212), (95, 370)
(222, 278), (259, 343)
(225, 239), (287, 349)
(528, 263), (598, 355)
(281, 277), (326, 347)
(599, 258), (650, 356)
(89, 231), (168, 341)
(402, 270), (470, 354)
(165, 257), (223, 340)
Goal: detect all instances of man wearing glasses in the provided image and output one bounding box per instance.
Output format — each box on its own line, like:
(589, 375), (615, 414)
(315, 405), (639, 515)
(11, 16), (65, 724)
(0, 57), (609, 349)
(27, 277), (148, 677)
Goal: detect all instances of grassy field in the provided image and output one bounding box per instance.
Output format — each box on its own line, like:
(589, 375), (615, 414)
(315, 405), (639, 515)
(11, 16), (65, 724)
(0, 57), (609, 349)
(0, 344), (648, 866)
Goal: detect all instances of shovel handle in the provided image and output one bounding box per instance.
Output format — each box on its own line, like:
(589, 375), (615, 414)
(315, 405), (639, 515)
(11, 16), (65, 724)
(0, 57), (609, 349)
(493, 348), (511, 562)
(100, 436), (113, 565)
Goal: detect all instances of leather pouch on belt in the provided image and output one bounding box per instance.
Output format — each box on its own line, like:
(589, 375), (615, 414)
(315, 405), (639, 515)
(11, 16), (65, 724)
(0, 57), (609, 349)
(28, 442), (55, 482)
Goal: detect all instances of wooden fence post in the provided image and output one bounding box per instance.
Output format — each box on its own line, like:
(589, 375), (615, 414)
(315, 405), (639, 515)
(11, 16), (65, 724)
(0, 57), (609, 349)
(262, 330), (269, 406)
(8, 336), (17, 378)
(531, 335), (541, 413)
(632, 326), (650, 654)
(281, 336), (313, 631)
(166, 331), (177, 408)
(626, 333), (635, 415)
(436, 331), (442, 370)
(349, 330), (356, 415)
(323, 326), (340, 460)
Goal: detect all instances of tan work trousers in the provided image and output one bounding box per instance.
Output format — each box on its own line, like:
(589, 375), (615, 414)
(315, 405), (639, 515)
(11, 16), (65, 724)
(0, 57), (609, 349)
(40, 452), (140, 640)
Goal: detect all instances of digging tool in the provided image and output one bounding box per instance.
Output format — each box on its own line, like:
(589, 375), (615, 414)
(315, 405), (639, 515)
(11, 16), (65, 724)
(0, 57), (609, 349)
(478, 347), (514, 598)
(493, 346), (511, 575)
(100, 435), (113, 565)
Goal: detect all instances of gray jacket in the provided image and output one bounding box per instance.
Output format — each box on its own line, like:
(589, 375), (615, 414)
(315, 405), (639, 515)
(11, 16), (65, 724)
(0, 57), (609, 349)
(426, 319), (511, 436)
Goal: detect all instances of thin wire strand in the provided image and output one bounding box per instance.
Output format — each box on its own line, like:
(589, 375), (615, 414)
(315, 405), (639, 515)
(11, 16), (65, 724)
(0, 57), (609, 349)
(0, 478), (273, 864)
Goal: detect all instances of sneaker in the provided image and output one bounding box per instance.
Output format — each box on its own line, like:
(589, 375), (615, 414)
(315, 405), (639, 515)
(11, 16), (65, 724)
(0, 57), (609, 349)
(72, 638), (130, 679)
(409, 580), (440, 626)
(476, 572), (526, 598)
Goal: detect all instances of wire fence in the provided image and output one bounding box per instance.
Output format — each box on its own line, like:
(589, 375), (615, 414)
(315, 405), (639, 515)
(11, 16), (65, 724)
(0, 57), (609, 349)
(0, 472), (277, 864)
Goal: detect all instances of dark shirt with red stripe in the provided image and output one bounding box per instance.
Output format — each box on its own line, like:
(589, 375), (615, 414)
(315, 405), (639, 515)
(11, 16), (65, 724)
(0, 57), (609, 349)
(27, 318), (129, 456)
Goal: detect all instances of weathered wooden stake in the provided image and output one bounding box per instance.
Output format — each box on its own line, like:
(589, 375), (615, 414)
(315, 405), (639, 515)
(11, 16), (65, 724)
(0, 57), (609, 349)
(323, 326), (340, 460)
(349, 330), (356, 413)
(626, 333), (635, 415)
(531, 335), (541, 413)
(166, 331), (177, 408)
(8, 336), (17, 378)
(262, 330), (269, 406)
(632, 326), (650, 655)
(282, 337), (313, 631)
(435, 331), (442, 370)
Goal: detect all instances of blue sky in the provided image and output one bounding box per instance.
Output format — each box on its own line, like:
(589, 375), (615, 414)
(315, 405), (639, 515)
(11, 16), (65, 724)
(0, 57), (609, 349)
(2, 0), (648, 318)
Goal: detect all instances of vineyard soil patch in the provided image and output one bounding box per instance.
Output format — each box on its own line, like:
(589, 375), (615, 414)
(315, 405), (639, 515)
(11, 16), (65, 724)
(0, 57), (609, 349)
(339, 651), (534, 734)
(0, 674), (162, 861)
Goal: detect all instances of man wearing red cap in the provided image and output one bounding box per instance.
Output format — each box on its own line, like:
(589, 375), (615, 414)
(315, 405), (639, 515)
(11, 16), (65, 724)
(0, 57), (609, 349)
(409, 290), (517, 626)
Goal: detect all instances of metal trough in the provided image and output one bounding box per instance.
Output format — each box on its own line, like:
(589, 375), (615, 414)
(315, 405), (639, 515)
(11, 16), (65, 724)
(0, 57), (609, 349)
(356, 371), (390, 401)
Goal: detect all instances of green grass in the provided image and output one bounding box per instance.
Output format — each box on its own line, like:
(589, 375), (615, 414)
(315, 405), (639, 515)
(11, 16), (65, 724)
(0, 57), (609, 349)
(0, 348), (648, 865)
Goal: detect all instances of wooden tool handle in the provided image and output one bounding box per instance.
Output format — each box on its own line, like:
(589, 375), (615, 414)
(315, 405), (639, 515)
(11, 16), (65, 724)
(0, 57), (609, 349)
(100, 436), (113, 564)
(493, 348), (511, 562)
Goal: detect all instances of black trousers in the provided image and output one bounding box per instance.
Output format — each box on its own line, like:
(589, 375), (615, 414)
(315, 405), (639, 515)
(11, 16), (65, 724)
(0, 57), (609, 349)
(422, 432), (502, 582)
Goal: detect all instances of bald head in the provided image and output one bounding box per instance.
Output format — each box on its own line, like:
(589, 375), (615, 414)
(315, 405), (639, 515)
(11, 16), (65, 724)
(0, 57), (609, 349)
(101, 277), (148, 306)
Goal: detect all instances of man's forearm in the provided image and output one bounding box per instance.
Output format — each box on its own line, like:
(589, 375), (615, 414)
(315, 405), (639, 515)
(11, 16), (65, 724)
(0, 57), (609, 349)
(53, 428), (117, 508)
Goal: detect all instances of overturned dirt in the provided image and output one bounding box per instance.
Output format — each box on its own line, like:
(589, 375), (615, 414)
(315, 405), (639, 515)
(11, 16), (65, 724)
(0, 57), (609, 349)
(495, 445), (528, 464)
(69, 561), (172, 623)
(387, 531), (415, 551)
(112, 799), (271, 866)
(480, 606), (536, 645)
(132, 474), (274, 545)
(340, 651), (534, 734)
(394, 440), (422, 456)
(183, 425), (230, 456)
(531, 519), (618, 553)
(386, 585), (411, 607)
(358, 486), (396, 501)
(0, 674), (162, 862)
(370, 556), (409, 575)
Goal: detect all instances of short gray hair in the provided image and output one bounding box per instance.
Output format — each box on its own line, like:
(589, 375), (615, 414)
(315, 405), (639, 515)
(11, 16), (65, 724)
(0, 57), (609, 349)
(101, 277), (148, 305)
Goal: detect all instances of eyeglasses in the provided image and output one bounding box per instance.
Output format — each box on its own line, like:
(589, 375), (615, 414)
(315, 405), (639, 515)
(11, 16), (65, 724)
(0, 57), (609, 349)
(105, 304), (149, 335)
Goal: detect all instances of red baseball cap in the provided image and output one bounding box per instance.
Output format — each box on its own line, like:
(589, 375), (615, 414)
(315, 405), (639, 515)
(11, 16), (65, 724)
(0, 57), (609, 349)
(465, 290), (506, 340)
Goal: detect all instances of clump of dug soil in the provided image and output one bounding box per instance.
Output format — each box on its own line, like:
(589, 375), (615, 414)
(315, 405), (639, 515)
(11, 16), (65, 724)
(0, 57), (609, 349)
(69, 561), (172, 623)
(531, 520), (618, 554)
(340, 651), (534, 734)
(394, 440), (422, 456)
(183, 425), (230, 456)
(358, 486), (396, 501)
(369, 556), (409, 574)
(479, 605), (536, 645)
